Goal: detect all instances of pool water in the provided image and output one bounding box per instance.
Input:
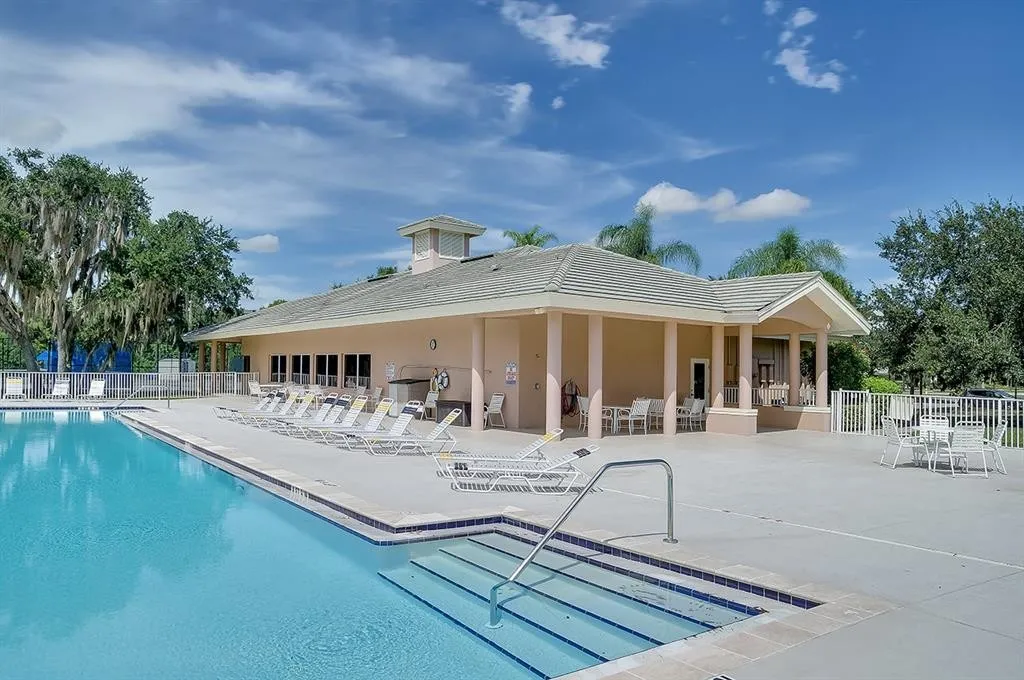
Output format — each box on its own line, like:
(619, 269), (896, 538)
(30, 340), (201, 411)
(0, 411), (537, 680)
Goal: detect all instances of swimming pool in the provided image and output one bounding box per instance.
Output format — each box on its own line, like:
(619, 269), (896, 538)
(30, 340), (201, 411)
(0, 410), (752, 679)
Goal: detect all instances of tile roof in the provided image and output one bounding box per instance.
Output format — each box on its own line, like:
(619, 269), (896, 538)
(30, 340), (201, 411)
(184, 245), (834, 340)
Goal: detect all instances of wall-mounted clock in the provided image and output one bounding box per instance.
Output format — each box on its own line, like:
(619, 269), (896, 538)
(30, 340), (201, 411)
(429, 338), (437, 351)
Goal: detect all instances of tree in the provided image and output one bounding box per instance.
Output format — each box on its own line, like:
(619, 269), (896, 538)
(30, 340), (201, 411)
(12, 150), (150, 370)
(727, 226), (855, 301)
(83, 211), (252, 355)
(0, 152), (43, 369)
(597, 203), (701, 272)
(265, 299), (288, 308)
(871, 199), (1024, 391)
(801, 340), (870, 393)
(370, 265), (398, 278)
(502, 225), (558, 248)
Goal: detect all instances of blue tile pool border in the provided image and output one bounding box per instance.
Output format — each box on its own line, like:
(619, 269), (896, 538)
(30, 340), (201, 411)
(120, 414), (821, 612)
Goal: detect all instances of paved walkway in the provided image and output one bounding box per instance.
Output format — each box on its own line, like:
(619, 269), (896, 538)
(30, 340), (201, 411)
(138, 398), (1024, 679)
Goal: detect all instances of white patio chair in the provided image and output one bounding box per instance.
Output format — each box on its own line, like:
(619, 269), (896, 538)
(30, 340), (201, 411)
(983, 421), (1008, 475)
(85, 379), (106, 399)
(937, 421), (987, 477)
(248, 380), (266, 400)
(445, 445), (598, 494)
(368, 385), (383, 408)
(3, 376), (26, 399)
(420, 390), (439, 420)
(648, 398), (665, 430)
(47, 379), (71, 399)
(682, 398), (706, 431)
(483, 393), (506, 428)
(617, 398), (651, 434)
(919, 415), (951, 463)
(879, 416), (924, 468)
(577, 396), (590, 431)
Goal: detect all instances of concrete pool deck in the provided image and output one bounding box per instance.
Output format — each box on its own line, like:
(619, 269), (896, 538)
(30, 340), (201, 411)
(122, 397), (1024, 679)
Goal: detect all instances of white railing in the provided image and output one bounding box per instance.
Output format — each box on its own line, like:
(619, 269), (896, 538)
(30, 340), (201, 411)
(831, 389), (1024, 449)
(0, 371), (261, 400)
(723, 384), (816, 406)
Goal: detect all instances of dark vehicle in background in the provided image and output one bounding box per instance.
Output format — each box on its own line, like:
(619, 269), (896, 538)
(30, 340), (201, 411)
(963, 388), (1019, 400)
(921, 388), (1024, 426)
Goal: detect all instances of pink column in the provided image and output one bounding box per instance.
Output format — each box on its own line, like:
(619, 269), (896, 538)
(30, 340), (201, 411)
(816, 330), (829, 407)
(738, 324), (753, 410)
(546, 311), (563, 435)
(663, 321), (677, 436)
(471, 317), (485, 431)
(587, 315), (603, 439)
(789, 333), (801, 405)
(711, 326), (725, 408)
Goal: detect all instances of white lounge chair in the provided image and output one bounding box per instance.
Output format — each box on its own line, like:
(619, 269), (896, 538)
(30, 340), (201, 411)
(366, 408), (462, 457)
(432, 429), (564, 476)
(319, 398), (395, 445)
(255, 394), (319, 430)
(237, 391), (300, 424)
(483, 393), (506, 428)
(215, 390), (284, 422)
(340, 401), (426, 452)
(3, 376), (26, 399)
(47, 379), (71, 399)
(446, 445), (598, 494)
(286, 395), (354, 438)
(85, 379), (105, 399)
(289, 395), (367, 442)
(368, 386), (383, 408)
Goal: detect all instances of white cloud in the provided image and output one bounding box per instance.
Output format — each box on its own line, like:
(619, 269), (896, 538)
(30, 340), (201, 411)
(837, 243), (877, 260)
(551, 95), (566, 109)
(637, 182), (811, 222)
(774, 48), (842, 93)
(498, 81), (532, 126)
(763, 0), (782, 16)
(772, 8), (844, 93)
(247, 273), (315, 308)
(500, 1), (611, 68)
(778, 151), (855, 174)
(237, 234), (281, 253)
(789, 7), (817, 28)
(853, 28), (865, 40)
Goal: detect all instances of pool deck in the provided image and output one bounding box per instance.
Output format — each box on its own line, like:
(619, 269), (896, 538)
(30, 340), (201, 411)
(109, 397), (1024, 679)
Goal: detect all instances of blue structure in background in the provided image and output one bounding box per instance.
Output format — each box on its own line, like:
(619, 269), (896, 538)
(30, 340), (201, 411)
(36, 343), (133, 372)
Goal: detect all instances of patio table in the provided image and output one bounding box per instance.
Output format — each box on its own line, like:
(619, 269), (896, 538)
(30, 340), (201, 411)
(605, 405), (633, 433)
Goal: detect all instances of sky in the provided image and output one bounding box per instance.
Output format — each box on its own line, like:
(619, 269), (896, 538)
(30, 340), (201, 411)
(2, 0), (1021, 307)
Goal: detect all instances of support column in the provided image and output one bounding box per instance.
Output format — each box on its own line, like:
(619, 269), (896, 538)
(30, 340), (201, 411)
(210, 341), (219, 372)
(197, 341), (206, 372)
(711, 325), (725, 408)
(788, 333), (801, 405)
(219, 343), (227, 373)
(663, 322), (677, 436)
(546, 311), (563, 435)
(816, 330), (829, 408)
(587, 315), (603, 439)
(471, 318), (485, 431)
(738, 324), (753, 410)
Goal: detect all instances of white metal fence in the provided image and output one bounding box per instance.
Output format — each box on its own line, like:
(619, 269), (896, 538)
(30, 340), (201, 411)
(724, 384), (816, 406)
(831, 389), (1024, 448)
(0, 371), (260, 400)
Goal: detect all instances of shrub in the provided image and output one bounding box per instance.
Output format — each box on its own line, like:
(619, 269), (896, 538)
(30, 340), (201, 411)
(863, 375), (902, 394)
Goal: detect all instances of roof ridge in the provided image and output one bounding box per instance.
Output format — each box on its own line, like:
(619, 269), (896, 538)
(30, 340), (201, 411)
(574, 243), (710, 282)
(544, 244), (581, 292)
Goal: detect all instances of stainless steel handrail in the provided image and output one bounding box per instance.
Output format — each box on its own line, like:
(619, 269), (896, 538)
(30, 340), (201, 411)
(113, 384), (170, 410)
(486, 458), (677, 627)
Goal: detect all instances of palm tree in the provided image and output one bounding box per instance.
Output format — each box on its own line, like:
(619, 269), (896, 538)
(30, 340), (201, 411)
(502, 225), (558, 247)
(727, 226), (854, 299)
(596, 203), (701, 273)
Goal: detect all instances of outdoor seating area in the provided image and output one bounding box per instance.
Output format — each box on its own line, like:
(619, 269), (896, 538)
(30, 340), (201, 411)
(2, 376), (107, 400)
(583, 394), (709, 435)
(216, 388), (592, 494)
(879, 415), (1008, 477)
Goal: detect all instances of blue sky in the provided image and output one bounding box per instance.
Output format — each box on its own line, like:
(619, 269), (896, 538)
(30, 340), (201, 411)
(2, 0), (1021, 306)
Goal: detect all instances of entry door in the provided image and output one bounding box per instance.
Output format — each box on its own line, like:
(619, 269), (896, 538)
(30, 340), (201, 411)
(691, 359), (709, 402)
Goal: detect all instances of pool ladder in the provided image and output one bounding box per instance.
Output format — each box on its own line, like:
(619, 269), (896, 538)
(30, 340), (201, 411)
(486, 458), (678, 628)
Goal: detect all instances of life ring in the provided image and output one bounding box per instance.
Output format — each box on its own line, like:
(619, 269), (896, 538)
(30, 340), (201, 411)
(437, 370), (450, 390)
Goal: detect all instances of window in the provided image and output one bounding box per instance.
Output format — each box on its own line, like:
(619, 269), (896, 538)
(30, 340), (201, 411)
(413, 231), (429, 260)
(343, 353), (372, 389)
(315, 354), (339, 387)
(438, 230), (463, 258)
(290, 354), (311, 385)
(269, 355), (287, 383)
